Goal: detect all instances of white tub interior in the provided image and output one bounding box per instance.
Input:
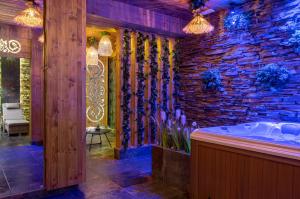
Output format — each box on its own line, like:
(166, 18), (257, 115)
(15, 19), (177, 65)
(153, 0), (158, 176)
(199, 122), (300, 148)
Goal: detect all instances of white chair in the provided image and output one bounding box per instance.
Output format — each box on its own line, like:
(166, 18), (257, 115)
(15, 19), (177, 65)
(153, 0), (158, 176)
(2, 103), (29, 136)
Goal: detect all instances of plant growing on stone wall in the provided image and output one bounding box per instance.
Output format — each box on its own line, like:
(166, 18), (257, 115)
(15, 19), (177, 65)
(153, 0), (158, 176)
(256, 63), (290, 92)
(191, 0), (208, 10)
(149, 34), (158, 143)
(162, 39), (170, 118)
(224, 9), (250, 31)
(280, 18), (300, 54)
(201, 69), (222, 91)
(121, 29), (131, 150)
(136, 32), (146, 146)
(283, 30), (300, 54)
(173, 40), (181, 113)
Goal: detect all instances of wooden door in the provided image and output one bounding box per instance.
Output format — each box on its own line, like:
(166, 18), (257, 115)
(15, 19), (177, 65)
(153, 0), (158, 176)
(44, 0), (86, 190)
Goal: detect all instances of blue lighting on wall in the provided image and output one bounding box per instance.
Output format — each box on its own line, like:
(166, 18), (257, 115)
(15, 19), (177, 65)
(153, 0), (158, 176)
(256, 64), (290, 92)
(281, 19), (300, 54)
(224, 10), (250, 31)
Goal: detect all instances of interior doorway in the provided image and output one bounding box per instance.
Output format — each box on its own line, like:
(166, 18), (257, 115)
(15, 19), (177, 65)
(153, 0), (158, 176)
(0, 56), (43, 197)
(85, 26), (117, 157)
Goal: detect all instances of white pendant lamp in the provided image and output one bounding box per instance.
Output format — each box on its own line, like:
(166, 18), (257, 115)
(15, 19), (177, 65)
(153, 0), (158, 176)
(98, 35), (113, 57)
(86, 46), (98, 65)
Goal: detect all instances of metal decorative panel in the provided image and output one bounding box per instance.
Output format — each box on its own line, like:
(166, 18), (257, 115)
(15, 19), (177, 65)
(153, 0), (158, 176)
(86, 59), (105, 123)
(0, 39), (21, 54)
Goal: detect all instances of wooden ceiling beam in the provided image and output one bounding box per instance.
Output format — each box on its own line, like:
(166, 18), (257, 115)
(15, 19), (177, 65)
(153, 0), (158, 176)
(87, 0), (188, 37)
(0, 0), (188, 37)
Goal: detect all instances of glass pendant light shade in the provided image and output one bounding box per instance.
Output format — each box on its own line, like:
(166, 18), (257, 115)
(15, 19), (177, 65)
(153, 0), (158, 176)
(86, 46), (98, 66)
(183, 13), (214, 34)
(14, 4), (43, 28)
(98, 35), (113, 57)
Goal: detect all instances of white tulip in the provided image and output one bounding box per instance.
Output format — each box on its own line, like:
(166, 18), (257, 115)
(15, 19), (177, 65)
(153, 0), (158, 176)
(175, 109), (181, 120)
(161, 111), (166, 122)
(167, 119), (172, 128)
(192, 122), (197, 127)
(181, 115), (186, 126)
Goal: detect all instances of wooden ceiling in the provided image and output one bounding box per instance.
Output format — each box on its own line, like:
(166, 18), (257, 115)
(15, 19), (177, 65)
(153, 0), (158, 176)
(112, 0), (247, 20)
(112, 0), (192, 20)
(0, 0), (26, 25)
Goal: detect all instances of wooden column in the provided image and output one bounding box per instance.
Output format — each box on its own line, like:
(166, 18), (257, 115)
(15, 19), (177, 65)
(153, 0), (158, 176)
(31, 29), (44, 144)
(115, 29), (122, 149)
(168, 39), (174, 114)
(44, 0), (86, 190)
(157, 37), (163, 122)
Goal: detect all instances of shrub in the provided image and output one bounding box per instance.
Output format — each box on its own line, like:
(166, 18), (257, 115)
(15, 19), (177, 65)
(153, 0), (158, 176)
(256, 63), (290, 91)
(201, 69), (222, 91)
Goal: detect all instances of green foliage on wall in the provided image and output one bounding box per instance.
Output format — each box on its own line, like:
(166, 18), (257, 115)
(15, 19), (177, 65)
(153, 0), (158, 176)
(256, 63), (290, 92)
(122, 29), (131, 150)
(162, 39), (170, 119)
(20, 58), (31, 121)
(173, 40), (181, 112)
(108, 58), (116, 129)
(136, 32), (146, 146)
(201, 69), (222, 91)
(149, 35), (158, 143)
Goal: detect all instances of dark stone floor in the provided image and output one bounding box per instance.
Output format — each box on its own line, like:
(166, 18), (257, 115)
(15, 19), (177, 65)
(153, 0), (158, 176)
(0, 132), (187, 199)
(0, 135), (44, 198)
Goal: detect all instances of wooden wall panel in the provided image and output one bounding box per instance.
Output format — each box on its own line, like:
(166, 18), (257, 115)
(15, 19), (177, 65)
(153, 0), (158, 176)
(31, 29), (43, 144)
(157, 37), (162, 123)
(191, 141), (300, 199)
(130, 32), (137, 147)
(44, 0), (86, 190)
(115, 29), (122, 149)
(0, 23), (32, 59)
(168, 39), (174, 114)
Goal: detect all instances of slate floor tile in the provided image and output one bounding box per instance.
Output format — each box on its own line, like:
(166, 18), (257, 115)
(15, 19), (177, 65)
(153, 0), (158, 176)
(0, 134), (187, 199)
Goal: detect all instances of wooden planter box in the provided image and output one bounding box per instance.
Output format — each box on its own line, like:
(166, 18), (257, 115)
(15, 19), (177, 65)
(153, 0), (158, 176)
(152, 145), (190, 193)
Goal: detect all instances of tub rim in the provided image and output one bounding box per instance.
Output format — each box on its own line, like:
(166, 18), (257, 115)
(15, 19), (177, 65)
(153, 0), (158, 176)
(191, 129), (300, 161)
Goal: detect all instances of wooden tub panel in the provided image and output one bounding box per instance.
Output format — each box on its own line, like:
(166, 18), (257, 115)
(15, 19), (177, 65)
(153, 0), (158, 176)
(191, 140), (300, 199)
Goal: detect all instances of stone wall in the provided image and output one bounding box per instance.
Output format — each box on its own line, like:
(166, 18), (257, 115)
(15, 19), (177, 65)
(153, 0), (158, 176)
(178, 0), (300, 127)
(20, 58), (31, 121)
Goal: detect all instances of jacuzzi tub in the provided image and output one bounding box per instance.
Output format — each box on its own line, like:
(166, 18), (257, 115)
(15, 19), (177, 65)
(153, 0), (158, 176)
(191, 122), (300, 198)
(198, 122), (300, 149)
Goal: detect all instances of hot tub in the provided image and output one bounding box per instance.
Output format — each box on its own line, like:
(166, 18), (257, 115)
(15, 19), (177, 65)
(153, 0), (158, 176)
(199, 122), (300, 149)
(190, 122), (300, 199)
